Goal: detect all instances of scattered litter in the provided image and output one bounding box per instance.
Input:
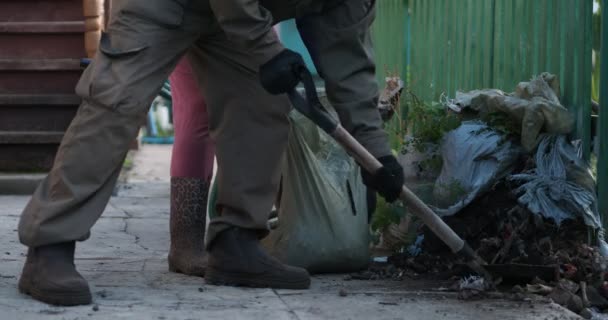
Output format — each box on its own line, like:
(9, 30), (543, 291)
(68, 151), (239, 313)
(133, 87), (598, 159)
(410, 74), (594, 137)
(548, 285), (584, 314)
(39, 309), (65, 315)
(373, 256), (388, 263)
(97, 290), (108, 298)
(526, 283), (554, 295)
(458, 276), (488, 300)
(350, 271), (375, 281)
(267, 217), (279, 230)
(407, 235), (424, 257)
(459, 276), (487, 291)
(346, 259), (413, 281)
(338, 289), (348, 297)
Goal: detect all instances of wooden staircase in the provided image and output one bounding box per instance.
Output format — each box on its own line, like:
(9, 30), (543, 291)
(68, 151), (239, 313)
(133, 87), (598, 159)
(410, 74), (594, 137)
(0, 0), (86, 171)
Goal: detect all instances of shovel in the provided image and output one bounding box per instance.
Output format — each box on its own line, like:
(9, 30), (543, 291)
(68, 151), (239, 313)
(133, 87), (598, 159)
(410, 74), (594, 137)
(287, 68), (493, 282)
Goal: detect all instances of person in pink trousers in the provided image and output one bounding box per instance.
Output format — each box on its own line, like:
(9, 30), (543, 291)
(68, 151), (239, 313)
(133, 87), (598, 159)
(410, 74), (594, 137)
(168, 27), (280, 276)
(167, 56), (215, 276)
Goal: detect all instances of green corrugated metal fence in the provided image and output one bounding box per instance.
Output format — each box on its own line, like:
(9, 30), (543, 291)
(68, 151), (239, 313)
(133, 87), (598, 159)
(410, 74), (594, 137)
(409, 0), (494, 101)
(372, 0), (410, 151)
(409, 0), (594, 158)
(372, 0), (410, 86)
(599, 0), (607, 228)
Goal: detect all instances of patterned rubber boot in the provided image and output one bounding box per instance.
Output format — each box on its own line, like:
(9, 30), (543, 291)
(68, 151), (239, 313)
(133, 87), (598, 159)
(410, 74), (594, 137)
(168, 177), (209, 277)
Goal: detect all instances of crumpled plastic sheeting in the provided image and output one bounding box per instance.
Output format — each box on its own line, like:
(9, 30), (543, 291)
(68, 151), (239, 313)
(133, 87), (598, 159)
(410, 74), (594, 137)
(445, 73), (574, 152)
(444, 89), (505, 113)
(261, 110), (371, 273)
(514, 72), (561, 103)
(509, 135), (601, 228)
(433, 121), (522, 216)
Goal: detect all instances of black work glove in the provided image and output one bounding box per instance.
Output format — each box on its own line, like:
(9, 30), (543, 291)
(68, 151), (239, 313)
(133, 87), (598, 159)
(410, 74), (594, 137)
(361, 155), (404, 203)
(260, 49), (307, 95)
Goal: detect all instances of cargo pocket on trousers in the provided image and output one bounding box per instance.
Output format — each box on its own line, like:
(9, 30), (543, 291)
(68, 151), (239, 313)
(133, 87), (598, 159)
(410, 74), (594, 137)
(85, 32), (149, 114)
(99, 32), (148, 58)
(120, 0), (190, 28)
(301, 0), (376, 34)
(296, 0), (377, 52)
(328, 0), (376, 31)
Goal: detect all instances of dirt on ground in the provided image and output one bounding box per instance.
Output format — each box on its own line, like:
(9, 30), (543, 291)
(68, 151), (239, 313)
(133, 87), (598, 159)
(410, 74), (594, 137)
(359, 177), (608, 319)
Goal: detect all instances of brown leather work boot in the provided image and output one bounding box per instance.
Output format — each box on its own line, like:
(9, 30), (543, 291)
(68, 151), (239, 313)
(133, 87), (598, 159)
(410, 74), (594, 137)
(205, 227), (311, 289)
(18, 242), (92, 306)
(168, 177), (209, 277)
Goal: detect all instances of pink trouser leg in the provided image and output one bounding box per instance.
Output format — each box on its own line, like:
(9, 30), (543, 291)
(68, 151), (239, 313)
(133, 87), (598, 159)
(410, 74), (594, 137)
(168, 56), (214, 276)
(169, 57), (215, 180)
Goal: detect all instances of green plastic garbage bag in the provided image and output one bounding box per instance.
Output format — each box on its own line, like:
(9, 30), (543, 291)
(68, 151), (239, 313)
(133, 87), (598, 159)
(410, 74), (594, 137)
(208, 109), (371, 273)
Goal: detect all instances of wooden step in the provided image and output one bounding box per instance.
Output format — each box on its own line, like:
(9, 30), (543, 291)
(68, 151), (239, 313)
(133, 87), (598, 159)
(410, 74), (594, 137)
(0, 94), (80, 132)
(0, 144), (59, 171)
(0, 72), (81, 94)
(0, 94), (81, 105)
(0, 0), (83, 23)
(0, 22), (85, 59)
(0, 58), (82, 71)
(0, 131), (63, 170)
(0, 59), (83, 94)
(0, 105), (78, 132)
(0, 131), (64, 144)
(0, 0), (87, 172)
(0, 21), (85, 34)
(0, 35), (85, 60)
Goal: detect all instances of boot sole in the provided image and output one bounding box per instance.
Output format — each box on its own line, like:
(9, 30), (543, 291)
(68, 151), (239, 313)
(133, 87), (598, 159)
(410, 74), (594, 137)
(168, 263), (206, 277)
(205, 268), (310, 290)
(168, 254), (207, 277)
(19, 278), (92, 306)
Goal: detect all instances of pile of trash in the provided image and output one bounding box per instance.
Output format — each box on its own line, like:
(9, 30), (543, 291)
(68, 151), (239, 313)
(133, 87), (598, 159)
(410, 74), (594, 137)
(371, 73), (606, 318)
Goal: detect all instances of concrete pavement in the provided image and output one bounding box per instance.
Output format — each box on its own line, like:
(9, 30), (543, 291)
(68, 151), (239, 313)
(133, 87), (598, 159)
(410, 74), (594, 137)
(0, 145), (580, 320)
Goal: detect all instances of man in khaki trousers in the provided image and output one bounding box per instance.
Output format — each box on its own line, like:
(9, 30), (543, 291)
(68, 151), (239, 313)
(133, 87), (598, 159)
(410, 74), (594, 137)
(17, 0), (405, 306)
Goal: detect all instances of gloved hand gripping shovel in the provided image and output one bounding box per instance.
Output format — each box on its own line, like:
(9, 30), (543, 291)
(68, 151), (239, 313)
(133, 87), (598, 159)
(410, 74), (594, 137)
(287, 68), (493, 283)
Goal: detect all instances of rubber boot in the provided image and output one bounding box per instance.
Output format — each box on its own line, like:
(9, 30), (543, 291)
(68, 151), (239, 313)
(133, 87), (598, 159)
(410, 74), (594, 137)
(168, 177), (209, 276)
(18, 242), (92, 306)
(205, 227), (311, 289)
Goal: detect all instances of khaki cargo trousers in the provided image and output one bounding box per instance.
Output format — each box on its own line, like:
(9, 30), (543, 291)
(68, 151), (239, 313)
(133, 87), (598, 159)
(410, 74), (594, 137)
(19, 0), (292, 247)
(19, 0), (384, 248)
